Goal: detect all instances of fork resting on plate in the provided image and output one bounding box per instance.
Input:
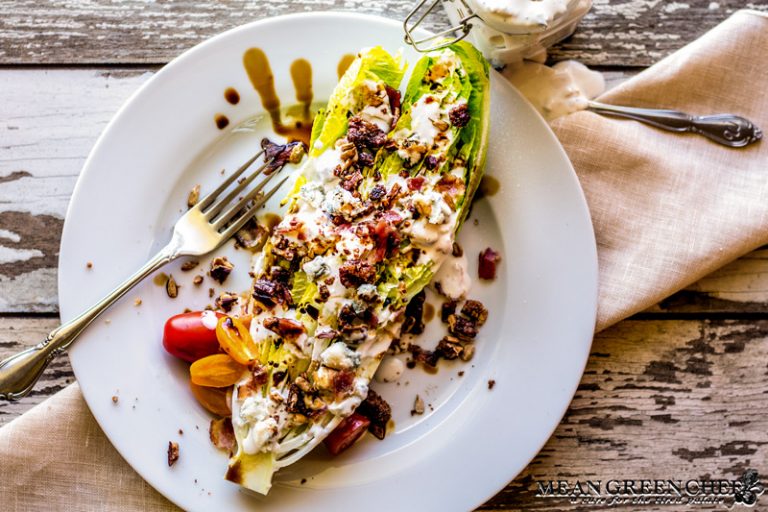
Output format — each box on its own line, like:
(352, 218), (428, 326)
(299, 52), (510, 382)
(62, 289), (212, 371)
(0, 149), (294, 400)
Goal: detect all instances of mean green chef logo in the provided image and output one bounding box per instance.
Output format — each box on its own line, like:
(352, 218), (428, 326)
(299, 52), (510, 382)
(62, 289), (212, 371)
(534, 469), (765, 508)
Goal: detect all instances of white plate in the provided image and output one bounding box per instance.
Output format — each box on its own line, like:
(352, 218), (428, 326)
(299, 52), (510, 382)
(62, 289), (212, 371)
(58, 12), (597, 512)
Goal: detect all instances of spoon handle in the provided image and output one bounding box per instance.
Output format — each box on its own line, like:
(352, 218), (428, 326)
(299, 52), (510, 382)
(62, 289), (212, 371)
(587, 100), (763, 148)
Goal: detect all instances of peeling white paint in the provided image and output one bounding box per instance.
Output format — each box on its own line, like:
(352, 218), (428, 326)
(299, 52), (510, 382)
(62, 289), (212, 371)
(0, 246), (44, 264)
(0, 229), (21, 243)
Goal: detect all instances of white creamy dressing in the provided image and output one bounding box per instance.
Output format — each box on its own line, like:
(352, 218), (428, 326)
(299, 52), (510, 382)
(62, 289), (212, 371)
(200, 309), (219, 330)
(475, 0), (571, 30)
(233, 382), (285, 454)
(410, 97), (441, 145)
(374, 356), (405, 383)
(432, 251), (471, 300)
(501, 59), (605, 121)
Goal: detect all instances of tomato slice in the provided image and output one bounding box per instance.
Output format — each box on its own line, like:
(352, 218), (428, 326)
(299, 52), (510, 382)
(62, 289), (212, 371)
(163, 311), (224, 363)
(323, 413), (371, 456)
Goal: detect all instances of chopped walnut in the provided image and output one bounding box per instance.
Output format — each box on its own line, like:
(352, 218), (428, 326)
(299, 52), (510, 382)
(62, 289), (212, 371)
(461, 300), (488, 327)
(460, 344), (475, 361)
(180, 260), (199, 272)
(193, 275), (204, 286)
(411, 395), (425, 416)
(86, 261), (93, 269)
(447, 314), (477, 341)
(488, 379), (496, 390)
(166, 275), (179, 299)
(435, 336), (462, 360)
(167, 441), (179, 467)
(187, 184), (201, 208)
(209, 256), (234, 284)
(133, 298), (142, 307)
(111, 395), (118, 404)
(215, 291), (239, 312)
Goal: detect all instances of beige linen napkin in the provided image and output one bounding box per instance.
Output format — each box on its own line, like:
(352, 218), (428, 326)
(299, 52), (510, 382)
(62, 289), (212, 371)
(1, 10), (766, 510)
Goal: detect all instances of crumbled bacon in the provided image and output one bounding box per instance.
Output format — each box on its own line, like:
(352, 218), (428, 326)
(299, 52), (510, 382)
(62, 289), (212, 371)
(209, 417), (236, 453)
(339, 259), (376, 288)
(449, 103), (470, 128)
(333, 370), (355, 394)
(261, 138), (306, 173)
(402, 290), (426, 335)
(357, 389), (392, 440)
(263, 317), (305, 339)
(408, 343), (439, 369)
(340, 170), (364, 192)
(167, 441), (179, 467)
(441, 300), (457, 323)
(385, 85), (401, 127)
(478, 248), (501, 280)
(369, 185), (386, 202)
(347, 116), (387, 150)
(408, 176), (425, 191)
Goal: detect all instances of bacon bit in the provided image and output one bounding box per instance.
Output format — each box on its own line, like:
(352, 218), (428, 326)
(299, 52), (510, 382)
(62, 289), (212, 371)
(408, 343), (439, 369)
(449, 103), (470, 127)
(180, 260), (199, 271)
(478, 248), (501, 280)
(402, 290), (426, 335)
(441, 300), (457, 323)
(369, 185), (386, 202)
(357, 388), (392, 440)
(333, 370), (355, 394)
(347, 116), (387, 149)
(263, 317), (305, 339)
(261, 138), (306, 173)
(167, 441), (179, 467)
(209, 256), (234, 284)
(385, 85), (401, 127)
(209, 418), (236, 453)
(339, 259), (376, 288)
(408, 176), (425, 191)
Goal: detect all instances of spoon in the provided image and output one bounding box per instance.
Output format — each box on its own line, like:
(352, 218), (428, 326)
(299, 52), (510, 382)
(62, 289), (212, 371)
(587, 101), (763, 148)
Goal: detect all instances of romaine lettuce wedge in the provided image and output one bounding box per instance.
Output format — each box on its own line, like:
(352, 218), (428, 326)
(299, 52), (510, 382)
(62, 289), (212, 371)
(226, 42), (489, 494)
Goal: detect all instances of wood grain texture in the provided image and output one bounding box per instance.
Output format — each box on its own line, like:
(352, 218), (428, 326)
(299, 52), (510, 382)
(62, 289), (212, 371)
(0, 0), (766, 66)
(0, 317), (71, 424)
(1, 317), (765, 510)
(481, 319), (768, 510)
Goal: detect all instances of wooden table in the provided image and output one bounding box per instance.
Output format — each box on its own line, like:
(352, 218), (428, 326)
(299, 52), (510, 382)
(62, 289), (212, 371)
(1, 1), (767, 510)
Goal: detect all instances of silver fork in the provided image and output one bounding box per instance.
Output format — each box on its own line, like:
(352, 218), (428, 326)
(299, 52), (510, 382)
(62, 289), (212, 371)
(0, 149), (293, 400)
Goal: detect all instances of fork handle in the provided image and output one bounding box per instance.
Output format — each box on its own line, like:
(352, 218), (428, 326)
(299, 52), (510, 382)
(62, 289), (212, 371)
(0, 241), (178, 400)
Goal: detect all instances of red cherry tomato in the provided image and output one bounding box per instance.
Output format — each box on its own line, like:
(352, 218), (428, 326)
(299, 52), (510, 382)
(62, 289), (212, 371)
(324, 413), (371, 456)
(163, 311), (224, 363)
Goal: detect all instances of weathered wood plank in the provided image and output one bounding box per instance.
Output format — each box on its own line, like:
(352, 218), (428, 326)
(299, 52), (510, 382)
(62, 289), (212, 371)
(482, 319), (768, 510)
(0, 68), (152, 312)
(0, 316), (71, 423)
(0, 0), (765, 66)
(1, 317), (765, 509)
